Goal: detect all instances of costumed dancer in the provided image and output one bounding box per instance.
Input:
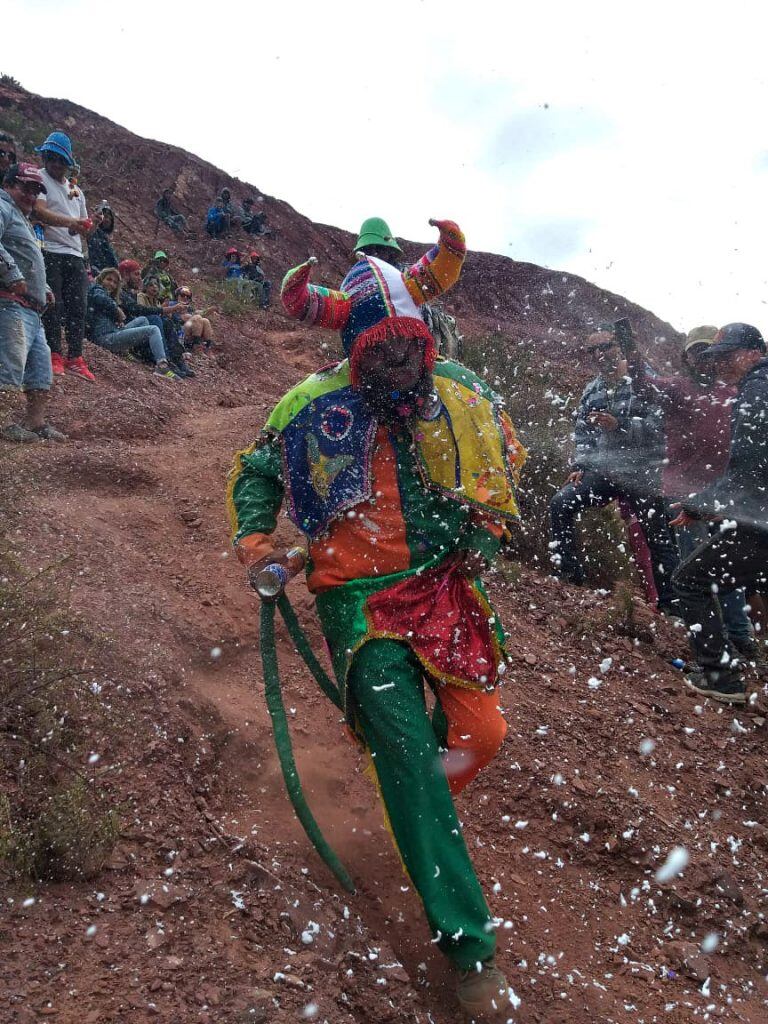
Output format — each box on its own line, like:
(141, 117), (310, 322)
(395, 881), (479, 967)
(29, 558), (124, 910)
(227, 219), (526, 1019)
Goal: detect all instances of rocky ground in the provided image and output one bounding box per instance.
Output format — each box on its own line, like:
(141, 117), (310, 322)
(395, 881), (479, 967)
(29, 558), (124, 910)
(1, 319), (767, 1024)
(1, 78), (768, 1024)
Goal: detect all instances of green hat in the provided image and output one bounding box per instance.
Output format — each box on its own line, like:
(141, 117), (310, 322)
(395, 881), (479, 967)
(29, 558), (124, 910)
(354, 217), (402, 253)
(153, 250), (168, 260)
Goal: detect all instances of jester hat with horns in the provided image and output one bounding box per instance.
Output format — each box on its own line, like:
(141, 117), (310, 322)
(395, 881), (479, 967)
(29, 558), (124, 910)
(280, 219), (466, 383)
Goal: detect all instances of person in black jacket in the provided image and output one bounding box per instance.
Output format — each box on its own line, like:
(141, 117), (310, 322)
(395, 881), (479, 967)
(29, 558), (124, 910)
(117, 260), (194, 377)
(88, 201), (119, 275)
(549, 321), (679, 605)
(672, 323), (768, 704)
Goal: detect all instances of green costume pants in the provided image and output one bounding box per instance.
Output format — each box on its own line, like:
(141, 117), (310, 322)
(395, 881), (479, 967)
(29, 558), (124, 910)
(348, 638), (496, 969)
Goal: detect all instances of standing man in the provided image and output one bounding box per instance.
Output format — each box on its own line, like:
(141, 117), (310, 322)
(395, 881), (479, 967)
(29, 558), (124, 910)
(623, 324), (756, 655)
(228, 220), (526, 1019)
(34, 131), (95, 381)
(672, 323), (768, 704)
(549, 321), (679, 606)
(0, 164), (65, 442)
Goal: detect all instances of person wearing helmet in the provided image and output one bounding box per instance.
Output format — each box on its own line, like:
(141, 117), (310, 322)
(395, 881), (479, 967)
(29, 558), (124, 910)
(222, 247), (242, 279)
(354, 216), (404, 267)
(34, 131), (95, 380)
(622, 324), (757, 656)
(140, 251), (177, 302)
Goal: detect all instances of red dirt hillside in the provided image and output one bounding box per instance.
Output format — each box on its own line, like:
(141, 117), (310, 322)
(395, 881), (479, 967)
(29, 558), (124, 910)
(2, 79), (768, 1024)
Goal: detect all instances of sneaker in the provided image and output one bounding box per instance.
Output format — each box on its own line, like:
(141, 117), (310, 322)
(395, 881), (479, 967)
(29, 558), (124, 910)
(153, 363), (178, 380)
(66, 356), (96, 381)
(51, 352), (66, 376)
(456, 959), (512, 1021)
(1, 422), (41, 443)
(170, 361), (195, 379)
(684, 669), (747, 705)
(32, 423), (67, 442)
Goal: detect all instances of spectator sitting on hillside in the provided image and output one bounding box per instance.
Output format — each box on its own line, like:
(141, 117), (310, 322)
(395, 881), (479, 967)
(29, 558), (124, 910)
(154, 188), (186, 233)
(222, 247), (242, 279)
(163, 285), (216, 351)
(206, 199), (227, 239)
(87, 267), (178, 378)
(88, 201), (119, 275)
(218, 188), (238, 228)
(141, 250), (177, 301)
(118, 259), (194, 378)
(240, 251), (271, 309)
(239, 196), (269, 236)
(0, 163), (66, 442)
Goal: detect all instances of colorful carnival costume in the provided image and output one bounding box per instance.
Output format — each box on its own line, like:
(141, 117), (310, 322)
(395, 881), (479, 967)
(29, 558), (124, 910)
(227, 220), (526, 973)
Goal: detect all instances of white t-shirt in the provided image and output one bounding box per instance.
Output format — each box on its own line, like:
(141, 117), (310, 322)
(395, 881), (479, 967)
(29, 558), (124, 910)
(38, 169), (88, 258)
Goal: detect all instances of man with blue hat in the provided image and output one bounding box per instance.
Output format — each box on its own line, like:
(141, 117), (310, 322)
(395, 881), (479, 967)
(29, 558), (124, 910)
(34, 131), (95, 381)
(671, 322), (768, 703)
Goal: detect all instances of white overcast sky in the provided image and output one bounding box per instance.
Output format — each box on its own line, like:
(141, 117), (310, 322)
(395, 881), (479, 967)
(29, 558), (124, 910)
(7, 0), (768, 332)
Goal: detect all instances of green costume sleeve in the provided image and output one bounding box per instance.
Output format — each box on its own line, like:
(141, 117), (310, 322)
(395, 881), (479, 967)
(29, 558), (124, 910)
(227, 437), (285, 545)
(458, 523), (502, 562)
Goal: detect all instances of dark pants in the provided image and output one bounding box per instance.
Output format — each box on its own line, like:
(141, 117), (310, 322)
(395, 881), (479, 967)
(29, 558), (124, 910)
(42, 252), (87, 359)
(672, 523), (768, 672)
(549, 471), (679, 602)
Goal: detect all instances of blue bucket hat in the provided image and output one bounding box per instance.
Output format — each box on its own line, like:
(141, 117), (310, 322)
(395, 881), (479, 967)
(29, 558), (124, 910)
(35, 131), (75, 166)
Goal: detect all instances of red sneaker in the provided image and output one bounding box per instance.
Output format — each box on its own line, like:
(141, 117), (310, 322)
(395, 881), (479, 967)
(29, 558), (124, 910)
(66, 356), (96, 381)
(51, 352), (66, 376)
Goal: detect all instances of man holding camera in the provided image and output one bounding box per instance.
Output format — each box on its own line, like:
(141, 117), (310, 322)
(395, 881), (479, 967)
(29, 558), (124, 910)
(549, 320), (678, 607)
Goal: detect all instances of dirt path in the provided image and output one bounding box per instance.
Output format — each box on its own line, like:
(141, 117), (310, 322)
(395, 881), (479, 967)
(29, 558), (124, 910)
(4, 331), (768, 1023)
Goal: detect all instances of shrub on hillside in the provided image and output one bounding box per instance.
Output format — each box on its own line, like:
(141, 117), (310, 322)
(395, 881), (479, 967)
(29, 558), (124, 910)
(0, 455), (117, 881)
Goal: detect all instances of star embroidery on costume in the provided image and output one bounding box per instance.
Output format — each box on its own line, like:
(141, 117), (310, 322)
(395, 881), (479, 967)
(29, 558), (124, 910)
(306, 434), (354, 500)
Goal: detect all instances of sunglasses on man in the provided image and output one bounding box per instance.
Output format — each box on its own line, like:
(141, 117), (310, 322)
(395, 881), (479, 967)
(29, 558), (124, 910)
(17, 182), (44, 196)
(586, 341), (618, 355)
(0, 148), (17, 162)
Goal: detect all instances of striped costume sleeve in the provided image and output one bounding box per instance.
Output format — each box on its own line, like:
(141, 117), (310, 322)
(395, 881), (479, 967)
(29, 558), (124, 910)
(402, 219), (467, 306)
(226, 437), (285, 559)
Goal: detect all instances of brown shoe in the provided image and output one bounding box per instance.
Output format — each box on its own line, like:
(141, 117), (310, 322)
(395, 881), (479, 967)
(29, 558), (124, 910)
(457, 959), (512, 1021)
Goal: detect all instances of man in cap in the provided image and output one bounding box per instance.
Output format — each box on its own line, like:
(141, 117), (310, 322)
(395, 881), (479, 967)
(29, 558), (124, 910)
(228, 220), (526, 1018)
(34, 131), (95, 380)
(622, 324), (756, 654)
(549, 320), (679, 605)
(672, 323), (768, 703)
(0, 164), (66, 442)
